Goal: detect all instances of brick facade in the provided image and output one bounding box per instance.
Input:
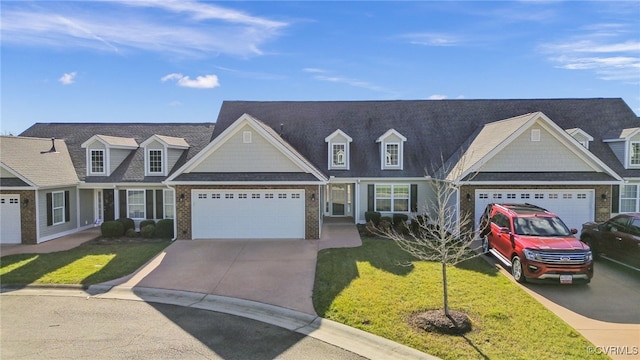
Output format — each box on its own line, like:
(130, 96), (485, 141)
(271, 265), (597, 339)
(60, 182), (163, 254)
(175, 184), (321, 240)
(0, 189), (37, 244)
(460, 184), (612, 233)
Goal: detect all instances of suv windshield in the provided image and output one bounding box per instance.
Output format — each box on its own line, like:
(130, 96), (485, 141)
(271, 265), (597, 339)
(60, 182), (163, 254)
(513, 216), (571, 237)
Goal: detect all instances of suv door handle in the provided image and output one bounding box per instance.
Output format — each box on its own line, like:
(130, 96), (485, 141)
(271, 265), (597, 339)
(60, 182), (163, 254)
(615, 237), (622, 241)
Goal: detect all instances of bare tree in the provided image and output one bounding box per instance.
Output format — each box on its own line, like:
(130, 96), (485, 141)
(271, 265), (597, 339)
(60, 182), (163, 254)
(371, 173), (481, 320)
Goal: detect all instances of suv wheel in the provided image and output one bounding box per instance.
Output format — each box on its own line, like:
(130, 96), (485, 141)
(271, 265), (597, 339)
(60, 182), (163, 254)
(482, 237), (490, 254)
(511, 256), (527, 283)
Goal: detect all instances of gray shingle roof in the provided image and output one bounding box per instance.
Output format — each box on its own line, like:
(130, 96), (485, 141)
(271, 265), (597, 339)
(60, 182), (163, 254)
(0, 136), (79, 187)
(214, 98), (640, 179)
(20, 123), (215, 183)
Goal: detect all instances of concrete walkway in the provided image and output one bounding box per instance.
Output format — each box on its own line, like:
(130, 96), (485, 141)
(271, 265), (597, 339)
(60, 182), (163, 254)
(0, 227), (101, 256)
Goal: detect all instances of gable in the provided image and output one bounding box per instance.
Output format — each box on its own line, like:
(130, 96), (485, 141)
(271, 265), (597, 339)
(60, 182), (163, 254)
(482, 123), (594, 172)
(191, 124), (302, 173)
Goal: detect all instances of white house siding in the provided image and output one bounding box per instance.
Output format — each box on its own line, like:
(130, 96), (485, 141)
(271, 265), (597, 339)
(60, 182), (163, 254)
(38, 186), (78, 242)
(191, 125), (302, 173)
(482, 126), (593, 172)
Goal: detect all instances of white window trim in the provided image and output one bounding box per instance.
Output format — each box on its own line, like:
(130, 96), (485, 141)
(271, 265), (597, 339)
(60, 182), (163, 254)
(620, 184), (640, 213)
(52, 191), (65, 225)
(383, 142), (402, 169)
(146, 148), (166, 176)
(127, 189), (146, 219)
(89, 149), (106, 175)
(163, 189), (175, 219)
(330, 142), (348, 169)
(374, 184), (410, 213)
(627, 141), (640, 168)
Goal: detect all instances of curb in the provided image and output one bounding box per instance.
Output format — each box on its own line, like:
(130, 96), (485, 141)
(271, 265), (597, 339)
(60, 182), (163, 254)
(1, 285), (440, 360)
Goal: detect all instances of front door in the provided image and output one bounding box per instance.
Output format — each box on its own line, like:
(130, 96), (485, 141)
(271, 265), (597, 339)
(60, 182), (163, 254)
(103, 189), (115, 221)
(327, 184), (352, 217)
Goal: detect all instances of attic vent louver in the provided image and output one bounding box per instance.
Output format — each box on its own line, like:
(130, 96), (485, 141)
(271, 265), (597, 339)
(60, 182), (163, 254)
(40, 138), (59, 154)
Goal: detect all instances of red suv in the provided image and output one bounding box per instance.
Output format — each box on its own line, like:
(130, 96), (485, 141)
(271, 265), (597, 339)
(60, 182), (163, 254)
(479, 204), (593, 284)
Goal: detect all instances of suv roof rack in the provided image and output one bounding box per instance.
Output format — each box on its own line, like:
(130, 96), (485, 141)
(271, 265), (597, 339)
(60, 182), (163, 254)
(494, 203), (550, 215)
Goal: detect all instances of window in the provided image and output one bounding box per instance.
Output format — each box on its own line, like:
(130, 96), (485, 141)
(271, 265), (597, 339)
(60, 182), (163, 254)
(385, 144), (399, 166)
(375, 184), (409, 212)
(164, 190), (174, 219)
(621, 184), (639, 212)
(127, 190), (145, 219)
(630, 142), (640, 166)
(148, 149), (163, 174)
(531, 129), (541, 142)
(332, 144), (346, 167)
(90, 149), (105, 174)
(52, 191), (65, 225)
(243, 131), (252, 143)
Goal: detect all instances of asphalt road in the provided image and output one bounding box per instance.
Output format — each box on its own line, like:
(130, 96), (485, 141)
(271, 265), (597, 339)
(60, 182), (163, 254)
(1, 295), (366, 360)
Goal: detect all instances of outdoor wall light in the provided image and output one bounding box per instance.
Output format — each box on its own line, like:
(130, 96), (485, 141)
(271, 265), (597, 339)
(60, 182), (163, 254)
(601, 192), (608, 201)
(466, 193), (472, 202)
(179, 193), (185, 202)
(23, 198), (29, 207)
(311, 193), (316, 201)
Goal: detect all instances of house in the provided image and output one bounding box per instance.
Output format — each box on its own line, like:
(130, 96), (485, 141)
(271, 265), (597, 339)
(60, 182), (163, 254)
(2, 123), (214, 244)
(3, 98), (639, 244)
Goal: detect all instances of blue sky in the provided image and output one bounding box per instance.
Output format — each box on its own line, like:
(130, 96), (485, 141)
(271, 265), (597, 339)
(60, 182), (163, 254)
(1, 1), (639, 136)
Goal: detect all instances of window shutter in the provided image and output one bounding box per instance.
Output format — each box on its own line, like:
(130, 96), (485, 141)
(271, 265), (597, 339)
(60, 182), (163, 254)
(119, 190), (127, 219)
(410, 184), (418, 212)
(46, 192), (53, 226)
(155, 190), (164, 219)
(64, 191), (70, 223)
(368, 184), (374, 212)
(146, 190), (154, 219)
(611, 185), (619, 213)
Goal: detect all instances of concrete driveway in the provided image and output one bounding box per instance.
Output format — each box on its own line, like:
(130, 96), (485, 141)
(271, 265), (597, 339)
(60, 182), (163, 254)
(100, 221), (362, 315)
(485, 255), (640, 359)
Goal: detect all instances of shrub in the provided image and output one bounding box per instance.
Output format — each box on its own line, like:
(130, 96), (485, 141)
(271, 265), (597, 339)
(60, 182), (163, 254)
(141, 224), (155, 238)
(411, 214), (429, 233)
(380, 216), (393, 225)
(118, 218), (135, 232)
(101, 221), (124, 238)
(140, 220), (156, 229)
(392, 213), (409, 225)
(155, 219), (174, 239)
(125, 228), (138, 238)
(365, 211), (382, 225)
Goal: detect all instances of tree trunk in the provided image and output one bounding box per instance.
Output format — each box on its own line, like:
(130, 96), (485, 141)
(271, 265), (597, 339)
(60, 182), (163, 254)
(442, 261), (449, 316)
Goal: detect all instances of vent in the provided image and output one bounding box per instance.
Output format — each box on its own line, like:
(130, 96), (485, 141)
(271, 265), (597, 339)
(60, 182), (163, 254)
(40, 138), (59, 154)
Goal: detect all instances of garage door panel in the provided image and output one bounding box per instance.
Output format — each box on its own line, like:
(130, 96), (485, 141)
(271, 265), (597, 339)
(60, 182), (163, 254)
(475, 189), (594, 232)
(1, 195), (22, 244)
(192, 190), (305, 239)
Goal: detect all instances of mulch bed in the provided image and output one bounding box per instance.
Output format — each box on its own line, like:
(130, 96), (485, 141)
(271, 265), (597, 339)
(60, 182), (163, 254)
(408, 309), (472, 335)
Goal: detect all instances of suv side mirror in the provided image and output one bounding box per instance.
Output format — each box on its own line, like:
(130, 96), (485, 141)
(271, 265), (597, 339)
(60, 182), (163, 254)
(570, 228), (578, 235)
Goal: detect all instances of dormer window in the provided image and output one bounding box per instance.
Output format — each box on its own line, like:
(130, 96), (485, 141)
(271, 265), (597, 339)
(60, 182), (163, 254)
(630, 142), (640, 166)
(325, 130), (352, 170)
(90, 149), (105, 175)
(148, 149), (163, 174)
(141, 134), (189, 176)
(376, 129), (406, 170)
(332, 144), (346, 167)
(565, 128), (593, 150)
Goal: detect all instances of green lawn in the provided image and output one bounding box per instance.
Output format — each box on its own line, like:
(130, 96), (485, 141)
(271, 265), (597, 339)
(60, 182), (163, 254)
(0, 240), (170, 285)
(313, 237), (608, 360)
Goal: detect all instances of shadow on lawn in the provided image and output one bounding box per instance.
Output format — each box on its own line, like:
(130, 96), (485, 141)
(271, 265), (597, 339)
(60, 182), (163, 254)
(0, 240), (169, 289)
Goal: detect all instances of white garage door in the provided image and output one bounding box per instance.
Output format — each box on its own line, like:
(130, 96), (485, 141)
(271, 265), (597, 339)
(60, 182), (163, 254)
(192, 190), (305, 239)
(475, 189), (594, 232)
(1, 195), (22, 244)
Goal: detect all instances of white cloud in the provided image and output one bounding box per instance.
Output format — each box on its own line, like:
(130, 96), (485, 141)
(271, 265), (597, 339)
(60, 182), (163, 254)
(428, 94), (448, 100)
(539, 24), (640, 83)
(161, 73), (220, 89)
(1, 1), (287, 58)
(58, 72), (77, 85)
(401, 32), (462, 47)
